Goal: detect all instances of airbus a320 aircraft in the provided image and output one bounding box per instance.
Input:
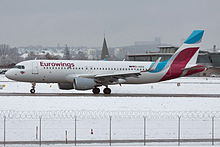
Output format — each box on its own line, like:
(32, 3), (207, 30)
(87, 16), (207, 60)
(6, 30), (206, 94)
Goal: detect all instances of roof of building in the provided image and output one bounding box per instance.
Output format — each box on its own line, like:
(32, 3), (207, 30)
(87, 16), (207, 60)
(128, 52), (208, 57)
(158, 46), (178, 49)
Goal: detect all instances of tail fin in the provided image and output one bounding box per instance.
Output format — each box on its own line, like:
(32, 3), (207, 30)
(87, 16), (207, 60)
(160, 30), (204, 81)
(170, 30), (204, 67)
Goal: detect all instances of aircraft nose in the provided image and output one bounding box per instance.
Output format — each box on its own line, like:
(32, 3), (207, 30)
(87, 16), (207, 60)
(5, 70), (13, 80)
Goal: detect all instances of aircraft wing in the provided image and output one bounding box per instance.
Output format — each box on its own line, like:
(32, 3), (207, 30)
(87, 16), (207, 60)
(79, 71), (141, 85)
(95, 71), (141, 84)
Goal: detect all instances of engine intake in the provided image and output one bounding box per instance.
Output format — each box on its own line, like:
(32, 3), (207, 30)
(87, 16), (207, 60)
(73, 77), (96, 90)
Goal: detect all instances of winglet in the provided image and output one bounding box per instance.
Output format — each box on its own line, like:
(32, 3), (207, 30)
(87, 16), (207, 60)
(148, 57), (161, 71)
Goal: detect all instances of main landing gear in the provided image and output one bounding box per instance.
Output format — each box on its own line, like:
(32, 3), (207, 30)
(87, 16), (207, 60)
(92, 87), (100, 94)
(103, 87), (111, 94)
(92, 87), (111, 94)
(30, 83), (36, 94)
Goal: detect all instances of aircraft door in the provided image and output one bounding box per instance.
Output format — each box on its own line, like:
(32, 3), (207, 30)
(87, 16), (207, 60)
(32, 62), (39, 74)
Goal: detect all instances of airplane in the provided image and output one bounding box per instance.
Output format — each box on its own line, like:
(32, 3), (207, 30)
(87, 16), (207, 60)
(5, 30), (206, 94)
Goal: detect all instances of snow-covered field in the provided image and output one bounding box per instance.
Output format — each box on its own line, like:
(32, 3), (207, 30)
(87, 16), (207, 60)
(1, 75), (220, 94)
(1, 75), (220, 112)
(0, 75), (220, 146)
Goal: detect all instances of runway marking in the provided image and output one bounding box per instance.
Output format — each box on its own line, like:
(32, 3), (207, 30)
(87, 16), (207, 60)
(0, 92), (220, 97)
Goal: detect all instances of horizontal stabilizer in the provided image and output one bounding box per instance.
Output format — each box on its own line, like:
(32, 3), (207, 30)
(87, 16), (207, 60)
(182, 65), (206, 71)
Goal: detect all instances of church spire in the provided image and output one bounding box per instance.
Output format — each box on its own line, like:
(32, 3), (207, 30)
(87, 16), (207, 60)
(101, 37), (110, 60)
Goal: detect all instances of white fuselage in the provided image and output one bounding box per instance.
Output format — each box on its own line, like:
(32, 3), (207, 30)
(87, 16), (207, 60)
(6, 60), (168, 84)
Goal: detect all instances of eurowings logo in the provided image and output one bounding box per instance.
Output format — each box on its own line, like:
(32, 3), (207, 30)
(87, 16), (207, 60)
(20, 71), (25, 74)
(40, 62), (75, 68)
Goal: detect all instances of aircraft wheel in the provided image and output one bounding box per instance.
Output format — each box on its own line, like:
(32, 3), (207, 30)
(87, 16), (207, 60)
(92, 87), (100, 94)
(103, 88), (111, 94)
(30, 89), (35, 94)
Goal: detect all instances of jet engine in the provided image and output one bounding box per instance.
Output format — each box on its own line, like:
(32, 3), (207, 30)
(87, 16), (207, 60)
(73, 77), (96, 90)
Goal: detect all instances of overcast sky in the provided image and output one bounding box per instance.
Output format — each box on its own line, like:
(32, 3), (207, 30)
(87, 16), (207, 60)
(0, 0), (219, 49)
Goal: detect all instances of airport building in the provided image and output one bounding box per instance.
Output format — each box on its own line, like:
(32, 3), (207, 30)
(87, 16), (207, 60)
(127, 46), (220, 76)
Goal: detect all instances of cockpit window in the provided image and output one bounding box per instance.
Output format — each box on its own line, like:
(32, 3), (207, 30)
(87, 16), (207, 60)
(14, 65), (25, 69)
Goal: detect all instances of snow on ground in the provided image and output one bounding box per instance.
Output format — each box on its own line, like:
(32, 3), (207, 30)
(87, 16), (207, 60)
(0, 75), (220, 146)
(0, 96), (220, 112)
(1, 75), (220, 94)
(0, 75), (220, 112)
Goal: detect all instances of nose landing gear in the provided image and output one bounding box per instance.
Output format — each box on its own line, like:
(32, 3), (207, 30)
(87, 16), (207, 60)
(30, 83), (36, 94)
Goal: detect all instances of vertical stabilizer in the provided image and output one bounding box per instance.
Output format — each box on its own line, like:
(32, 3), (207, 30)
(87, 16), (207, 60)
(160, 30), (204, 81)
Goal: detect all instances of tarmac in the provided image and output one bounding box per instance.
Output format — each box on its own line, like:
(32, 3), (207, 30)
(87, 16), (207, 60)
(0, 138), (219, 145)
(0, 92), (220, 97)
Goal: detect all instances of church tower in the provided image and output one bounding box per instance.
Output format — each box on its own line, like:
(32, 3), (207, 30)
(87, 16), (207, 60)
(101, 37), (110, 60)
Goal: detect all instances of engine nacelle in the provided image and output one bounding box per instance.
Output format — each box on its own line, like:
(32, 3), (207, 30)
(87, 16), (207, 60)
(73, 77), (96, 90)
(58, 83), (74, 90)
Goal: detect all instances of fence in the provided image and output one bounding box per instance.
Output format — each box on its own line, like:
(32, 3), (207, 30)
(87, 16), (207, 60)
(0, 110), (220, 146)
